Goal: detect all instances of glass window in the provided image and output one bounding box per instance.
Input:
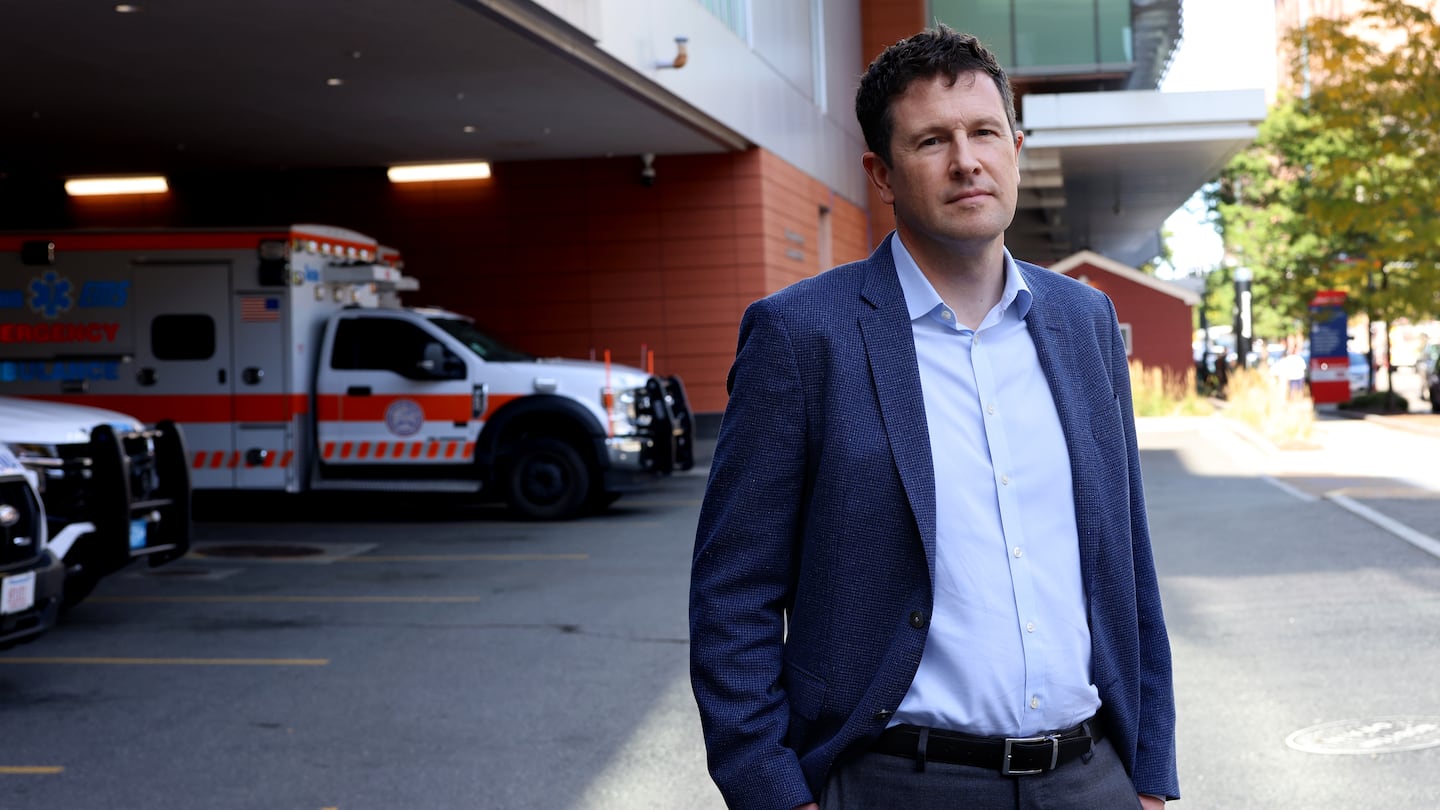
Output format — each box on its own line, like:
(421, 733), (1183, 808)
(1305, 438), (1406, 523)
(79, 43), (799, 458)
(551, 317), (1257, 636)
(933, 1), (1135, 70)
(1014, 0), (1098, 68)
(1097, 0), (1132, 63)
(696, 0), (750, 42)
(151, 315), (215, 361)
(931, 0), (1014, 66)
(427, 318), (531, 363)
(329, 318), (459, 380)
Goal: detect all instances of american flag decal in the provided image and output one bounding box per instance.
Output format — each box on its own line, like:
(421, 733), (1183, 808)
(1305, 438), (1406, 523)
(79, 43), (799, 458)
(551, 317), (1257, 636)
(240, 296), (280, 322)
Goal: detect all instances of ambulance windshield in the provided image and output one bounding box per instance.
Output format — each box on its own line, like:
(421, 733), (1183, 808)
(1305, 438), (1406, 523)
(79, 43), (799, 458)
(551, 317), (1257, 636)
(429, 317), (533, 363)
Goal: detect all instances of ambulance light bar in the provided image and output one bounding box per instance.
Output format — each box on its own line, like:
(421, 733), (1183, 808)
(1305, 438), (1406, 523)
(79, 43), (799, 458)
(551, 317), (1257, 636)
(258, 239), (288, 261)
(322, 264), (420, 291)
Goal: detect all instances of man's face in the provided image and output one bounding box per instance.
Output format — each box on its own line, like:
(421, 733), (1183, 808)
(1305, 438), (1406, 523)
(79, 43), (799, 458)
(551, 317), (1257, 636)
(863, 71), (1022, 255)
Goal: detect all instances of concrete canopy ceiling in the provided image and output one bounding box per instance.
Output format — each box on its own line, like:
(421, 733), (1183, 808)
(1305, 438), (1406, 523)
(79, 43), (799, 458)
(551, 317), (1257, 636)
(0, 0), (745, 178)
(1, 0), (1260, 271)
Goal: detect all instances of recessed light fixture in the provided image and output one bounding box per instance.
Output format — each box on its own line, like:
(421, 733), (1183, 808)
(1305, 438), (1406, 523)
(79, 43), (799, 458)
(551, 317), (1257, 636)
(386, 162), (492, 183)
(114, 4), (141, 12)
(64, 175), (169, 196)
(462, 125), (476, 133)
(326, 77), (345, 87)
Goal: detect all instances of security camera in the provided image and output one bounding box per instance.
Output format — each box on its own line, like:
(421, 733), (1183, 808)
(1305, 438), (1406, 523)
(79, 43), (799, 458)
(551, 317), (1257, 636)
(640, 153), (656, 187)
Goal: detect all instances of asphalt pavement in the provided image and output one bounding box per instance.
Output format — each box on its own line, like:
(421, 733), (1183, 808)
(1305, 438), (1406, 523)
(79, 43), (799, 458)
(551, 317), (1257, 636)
(2, 411), (1438, 809)
(1140, 412), (1440, 809)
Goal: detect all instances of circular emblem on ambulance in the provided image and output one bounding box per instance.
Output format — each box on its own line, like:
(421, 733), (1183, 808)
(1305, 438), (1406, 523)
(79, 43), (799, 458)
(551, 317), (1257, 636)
(385, 399), (424, 436)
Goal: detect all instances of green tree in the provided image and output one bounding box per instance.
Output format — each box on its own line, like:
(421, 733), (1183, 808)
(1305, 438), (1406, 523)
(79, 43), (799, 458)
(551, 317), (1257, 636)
(1211, 0), (1440, 380)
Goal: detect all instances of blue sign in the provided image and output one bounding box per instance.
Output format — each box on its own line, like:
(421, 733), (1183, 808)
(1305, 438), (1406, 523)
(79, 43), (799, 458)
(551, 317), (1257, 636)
(78, 280), (130, 307)
(1309, 304), (1347, 358)
(0, 360), (121, 382)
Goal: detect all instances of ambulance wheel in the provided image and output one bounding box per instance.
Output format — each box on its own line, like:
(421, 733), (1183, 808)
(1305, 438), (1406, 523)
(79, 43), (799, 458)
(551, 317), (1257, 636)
(504, 438), (591, 520)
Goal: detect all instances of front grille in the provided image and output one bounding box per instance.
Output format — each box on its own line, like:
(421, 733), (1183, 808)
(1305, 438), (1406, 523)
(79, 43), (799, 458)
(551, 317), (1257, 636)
(120, 433), (161, 501)
(41, 431), (159, 528)
(0, 478), (42, 569)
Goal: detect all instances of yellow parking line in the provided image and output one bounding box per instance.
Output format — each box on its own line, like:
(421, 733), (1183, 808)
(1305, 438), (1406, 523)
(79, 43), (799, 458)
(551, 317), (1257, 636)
(0, 657), (328, 666)
(337, 553), (588, 562)
(90, 595), (487, 604)
(0, 766), (63, 774)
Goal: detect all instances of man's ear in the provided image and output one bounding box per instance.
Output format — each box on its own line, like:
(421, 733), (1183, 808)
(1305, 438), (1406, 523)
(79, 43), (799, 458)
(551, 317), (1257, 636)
(862, 151), (896, 205)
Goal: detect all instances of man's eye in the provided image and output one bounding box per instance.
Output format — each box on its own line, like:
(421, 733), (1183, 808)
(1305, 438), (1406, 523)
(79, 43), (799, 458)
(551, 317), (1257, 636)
(919, 137), (943, 147)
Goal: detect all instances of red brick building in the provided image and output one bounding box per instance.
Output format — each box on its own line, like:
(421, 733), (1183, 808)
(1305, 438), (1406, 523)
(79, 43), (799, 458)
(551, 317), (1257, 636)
(1048, 251), (1198, 379)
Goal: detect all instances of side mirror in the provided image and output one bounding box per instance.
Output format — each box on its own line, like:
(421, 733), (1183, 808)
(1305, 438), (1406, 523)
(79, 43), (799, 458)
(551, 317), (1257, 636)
(418, 342), (465, 379)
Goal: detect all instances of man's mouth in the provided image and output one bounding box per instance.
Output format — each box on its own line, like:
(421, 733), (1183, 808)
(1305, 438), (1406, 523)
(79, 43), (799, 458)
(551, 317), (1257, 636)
(948, 189), (992, 203)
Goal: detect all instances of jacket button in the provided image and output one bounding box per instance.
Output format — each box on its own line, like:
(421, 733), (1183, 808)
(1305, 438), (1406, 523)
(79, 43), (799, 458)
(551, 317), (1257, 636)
(908, 611), (926, 629)
(873, 709), (894, 722)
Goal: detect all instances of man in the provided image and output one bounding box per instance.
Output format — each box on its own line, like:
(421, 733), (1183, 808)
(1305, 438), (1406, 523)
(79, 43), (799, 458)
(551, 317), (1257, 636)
(689, 26), (1178, 810)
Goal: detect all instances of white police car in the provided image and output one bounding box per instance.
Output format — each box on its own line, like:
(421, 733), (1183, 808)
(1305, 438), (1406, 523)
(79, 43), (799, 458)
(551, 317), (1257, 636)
(0, 443), (63, 648)
(0, 397), (191, 607)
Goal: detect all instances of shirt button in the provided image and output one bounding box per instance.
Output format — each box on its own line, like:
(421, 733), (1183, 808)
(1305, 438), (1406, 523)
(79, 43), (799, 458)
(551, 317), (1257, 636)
(1001, 475), (1010, 486)
(1013, 547), (1022, 558)
(941, 310), (953, 320)
(987, 404), (995, 415)
(909, 611), (927, 629)
(1026, 622), (1036, 633)
(1031, 696), (1040, 709)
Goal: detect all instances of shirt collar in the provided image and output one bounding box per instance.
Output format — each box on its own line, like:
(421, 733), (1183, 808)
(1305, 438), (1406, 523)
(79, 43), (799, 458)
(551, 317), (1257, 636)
(890, 235), (1033, 323)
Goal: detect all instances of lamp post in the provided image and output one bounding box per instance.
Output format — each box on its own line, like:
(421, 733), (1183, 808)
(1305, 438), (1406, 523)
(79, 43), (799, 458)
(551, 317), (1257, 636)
(1234, 266), (1254, 366)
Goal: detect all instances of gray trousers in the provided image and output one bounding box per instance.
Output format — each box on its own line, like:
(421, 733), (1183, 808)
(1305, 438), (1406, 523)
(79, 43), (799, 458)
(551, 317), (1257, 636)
(818, 735), (1142, 810)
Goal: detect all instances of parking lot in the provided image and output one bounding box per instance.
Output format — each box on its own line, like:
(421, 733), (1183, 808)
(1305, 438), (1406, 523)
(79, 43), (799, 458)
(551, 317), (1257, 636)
(7, 414), (1440, 810)
(2, 469), (717, 810)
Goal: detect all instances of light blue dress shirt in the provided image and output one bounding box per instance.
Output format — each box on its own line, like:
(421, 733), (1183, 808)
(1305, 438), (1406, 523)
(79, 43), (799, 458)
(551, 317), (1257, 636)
(889, 236), (1101, 738)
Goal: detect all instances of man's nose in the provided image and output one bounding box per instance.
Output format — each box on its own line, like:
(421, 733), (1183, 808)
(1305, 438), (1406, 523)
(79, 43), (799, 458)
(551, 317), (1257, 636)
(949, 139), (982, 175)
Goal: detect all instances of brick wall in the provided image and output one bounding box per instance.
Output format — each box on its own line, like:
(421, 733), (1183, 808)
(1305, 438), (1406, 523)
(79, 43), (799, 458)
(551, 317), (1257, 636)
(15, 148), (867, 413)
(858, 0), (927, 246)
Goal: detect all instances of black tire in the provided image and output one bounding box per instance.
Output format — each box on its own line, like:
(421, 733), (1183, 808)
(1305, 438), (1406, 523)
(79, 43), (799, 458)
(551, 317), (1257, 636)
(61, 568), (101, 610)
(503, 438), (590, 520)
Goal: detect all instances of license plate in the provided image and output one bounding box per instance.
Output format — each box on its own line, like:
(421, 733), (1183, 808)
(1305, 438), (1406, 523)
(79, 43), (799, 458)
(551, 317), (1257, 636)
(130, 518), (150, 550)
(1, 570), (36, 615)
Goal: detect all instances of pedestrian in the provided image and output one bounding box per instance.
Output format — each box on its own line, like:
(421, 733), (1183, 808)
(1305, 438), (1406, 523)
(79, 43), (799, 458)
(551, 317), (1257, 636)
(689, 25), (1177, 810)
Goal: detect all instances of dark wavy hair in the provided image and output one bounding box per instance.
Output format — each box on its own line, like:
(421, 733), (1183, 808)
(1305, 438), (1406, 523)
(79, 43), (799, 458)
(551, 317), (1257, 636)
(855, 25), (1017, 165)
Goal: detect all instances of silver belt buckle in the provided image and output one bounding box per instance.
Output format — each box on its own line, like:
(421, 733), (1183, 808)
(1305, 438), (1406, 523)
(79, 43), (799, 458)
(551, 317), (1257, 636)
(1001, 734), (1060, 776)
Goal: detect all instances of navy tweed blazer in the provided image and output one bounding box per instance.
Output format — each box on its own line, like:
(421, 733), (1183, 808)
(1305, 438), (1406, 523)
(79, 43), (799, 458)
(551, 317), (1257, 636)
(689, 234), (1179, 810)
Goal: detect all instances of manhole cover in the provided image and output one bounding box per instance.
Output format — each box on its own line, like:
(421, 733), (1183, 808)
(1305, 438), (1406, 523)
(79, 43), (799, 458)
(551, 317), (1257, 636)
(195, 544), (326, 559)
(1286, 717), (1440, 755)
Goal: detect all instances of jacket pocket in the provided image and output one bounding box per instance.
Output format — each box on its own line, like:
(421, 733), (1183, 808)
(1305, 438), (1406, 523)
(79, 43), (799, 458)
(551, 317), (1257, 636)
(783, 660), (826, 721)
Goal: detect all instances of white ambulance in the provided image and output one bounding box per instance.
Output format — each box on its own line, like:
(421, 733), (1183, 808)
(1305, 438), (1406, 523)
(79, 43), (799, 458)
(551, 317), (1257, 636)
(0, 225), (692, 520)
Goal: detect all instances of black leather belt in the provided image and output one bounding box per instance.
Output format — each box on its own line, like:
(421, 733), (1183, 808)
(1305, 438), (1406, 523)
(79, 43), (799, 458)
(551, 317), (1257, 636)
(871, 717), (1102, 776)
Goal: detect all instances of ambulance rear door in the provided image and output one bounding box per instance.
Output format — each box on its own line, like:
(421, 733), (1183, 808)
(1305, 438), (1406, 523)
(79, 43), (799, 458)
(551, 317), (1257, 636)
(130, 262), (236, 488)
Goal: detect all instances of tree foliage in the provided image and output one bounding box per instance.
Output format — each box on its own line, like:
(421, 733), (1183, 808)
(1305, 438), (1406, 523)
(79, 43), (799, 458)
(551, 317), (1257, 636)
(1210, 0), (1440, 337)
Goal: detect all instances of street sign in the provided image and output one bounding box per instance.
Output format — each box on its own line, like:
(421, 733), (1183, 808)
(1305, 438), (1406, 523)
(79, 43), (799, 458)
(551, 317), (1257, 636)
(1309, 290), (1349, 404)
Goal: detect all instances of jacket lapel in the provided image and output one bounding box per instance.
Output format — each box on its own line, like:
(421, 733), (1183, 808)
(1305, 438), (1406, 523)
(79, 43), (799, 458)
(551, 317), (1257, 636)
(1020, 264), (1100, 590)
(858, 238), (937, 579)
